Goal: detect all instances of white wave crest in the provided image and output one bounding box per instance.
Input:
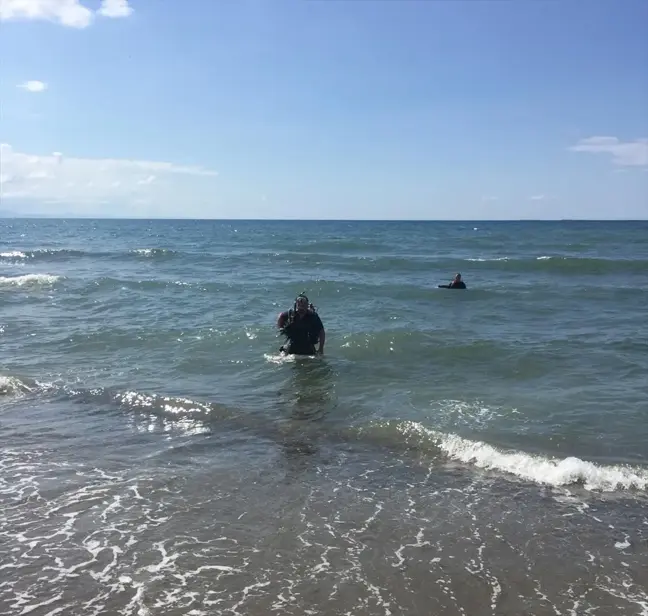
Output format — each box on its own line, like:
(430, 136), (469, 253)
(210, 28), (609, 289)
(0, 274), (60, 287)
(0, 376), (34, 396)
(397, 421), (648, 492)
(0, 251), (27, 259)
(131, 248), (174, 257)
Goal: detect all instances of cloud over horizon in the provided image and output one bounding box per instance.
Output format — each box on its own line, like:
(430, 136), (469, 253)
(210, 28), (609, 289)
(0, 144), (217, 209)
(0, 0), (133, 29)
(569, 137), (648, 168)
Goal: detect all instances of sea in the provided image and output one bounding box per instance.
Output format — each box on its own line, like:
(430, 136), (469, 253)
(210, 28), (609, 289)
(1, 218), (647, 616)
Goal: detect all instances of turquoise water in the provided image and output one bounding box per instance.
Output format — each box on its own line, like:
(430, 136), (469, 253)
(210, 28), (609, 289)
(1, 218), (647, 615)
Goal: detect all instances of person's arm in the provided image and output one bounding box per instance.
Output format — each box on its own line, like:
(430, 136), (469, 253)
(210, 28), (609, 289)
(317, 327), (325, 354)
(312, 314), (325, 353)
(438, 284), (450, 288)
(277, 311), (288, 329)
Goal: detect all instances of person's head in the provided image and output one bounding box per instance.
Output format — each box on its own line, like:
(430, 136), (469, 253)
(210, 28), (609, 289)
(454, 273), (462, 282)
(295, 294), (310, 315)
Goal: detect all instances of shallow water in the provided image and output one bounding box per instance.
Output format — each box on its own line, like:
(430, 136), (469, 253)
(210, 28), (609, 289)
(1, 218), (647, 615)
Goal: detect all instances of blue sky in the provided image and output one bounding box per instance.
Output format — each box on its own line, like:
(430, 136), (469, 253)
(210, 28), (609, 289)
(1, 0), (647, 219)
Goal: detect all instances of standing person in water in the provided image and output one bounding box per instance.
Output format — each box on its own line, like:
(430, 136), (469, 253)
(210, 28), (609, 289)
(277, 293), (326, 355)
(438, 273), (467, 289)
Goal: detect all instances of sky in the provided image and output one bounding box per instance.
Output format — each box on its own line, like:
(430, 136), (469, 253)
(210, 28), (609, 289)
(0, 0), (647, 220)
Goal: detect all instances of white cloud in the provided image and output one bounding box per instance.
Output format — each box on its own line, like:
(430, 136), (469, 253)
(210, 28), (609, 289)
(529, 194), (559, 202)
(98, 0), (132, 18)
(17, 80), (47, 93)
(0, 143), (217, 205)
(0, 0), (93, 27)
(0, 0), (133, 29)
(569, 136), (648, 167)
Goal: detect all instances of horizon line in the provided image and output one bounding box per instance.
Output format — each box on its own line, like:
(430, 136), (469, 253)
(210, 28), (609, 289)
(1, 216), (647, 223)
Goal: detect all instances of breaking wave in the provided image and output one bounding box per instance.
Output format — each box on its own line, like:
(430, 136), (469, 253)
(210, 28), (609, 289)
(2, 375), (646, 494)
(0, 274), (61, 287)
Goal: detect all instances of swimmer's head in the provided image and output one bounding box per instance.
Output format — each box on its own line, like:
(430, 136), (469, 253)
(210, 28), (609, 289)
(295, 294), (309, 315)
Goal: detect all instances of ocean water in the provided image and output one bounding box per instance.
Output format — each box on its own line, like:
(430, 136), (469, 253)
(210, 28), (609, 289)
(1, 218), (647, 616)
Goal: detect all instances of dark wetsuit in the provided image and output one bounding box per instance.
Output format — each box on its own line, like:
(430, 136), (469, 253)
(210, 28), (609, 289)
(279, 310), (324, 355)
(438, 280), (466, 289)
